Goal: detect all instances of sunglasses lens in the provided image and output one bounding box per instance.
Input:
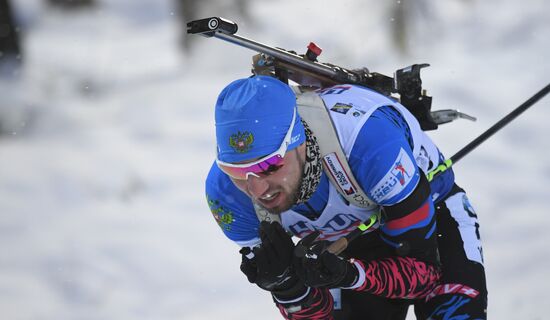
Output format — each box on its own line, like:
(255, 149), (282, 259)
(218, 155), (284, 180)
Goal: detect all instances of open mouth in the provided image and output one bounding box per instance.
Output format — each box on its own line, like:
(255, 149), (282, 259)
(258, 191), (281, 207)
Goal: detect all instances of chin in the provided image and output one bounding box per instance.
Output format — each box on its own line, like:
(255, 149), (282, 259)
(270, 195), (297, 214)
(269, 205), (290, 215)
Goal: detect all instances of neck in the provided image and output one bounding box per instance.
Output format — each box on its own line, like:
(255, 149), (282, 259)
(295, 120), (323, 204)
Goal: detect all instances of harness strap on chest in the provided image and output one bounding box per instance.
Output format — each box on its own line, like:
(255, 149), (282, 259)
(293, 87), (376, 209)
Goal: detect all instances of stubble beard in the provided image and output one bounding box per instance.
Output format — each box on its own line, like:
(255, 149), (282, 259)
(268, 175), (303, 215)
(269, 150), (305, 214)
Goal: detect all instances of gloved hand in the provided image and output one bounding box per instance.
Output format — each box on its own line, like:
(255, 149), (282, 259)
(239, 221), (305, 298)
(295, 234), (359, 289)
(239, 246), (258, 283)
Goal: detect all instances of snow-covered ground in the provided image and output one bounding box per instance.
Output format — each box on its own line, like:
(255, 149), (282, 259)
(1, 0), (548, 319)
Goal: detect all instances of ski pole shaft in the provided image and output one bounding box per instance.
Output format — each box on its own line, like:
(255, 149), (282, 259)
(326, 212), (378, 255)
(427, 83), (550, 181)
(451, 83), (550, 164)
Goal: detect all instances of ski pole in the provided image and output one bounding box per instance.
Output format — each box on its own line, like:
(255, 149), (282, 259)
(328, 83), (550, 255)
(426, 83), (550, 181)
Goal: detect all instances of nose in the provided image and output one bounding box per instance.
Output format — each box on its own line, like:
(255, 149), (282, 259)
(246, 174), (270, 199)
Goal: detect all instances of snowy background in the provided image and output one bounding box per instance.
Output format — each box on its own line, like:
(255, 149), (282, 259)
(1, 0), (549, 319)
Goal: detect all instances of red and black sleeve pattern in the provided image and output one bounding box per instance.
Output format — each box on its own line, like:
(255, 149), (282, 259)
(275, 287), (334, 320)
(350, 173), (441, 298)
(350, 256), (440, 299)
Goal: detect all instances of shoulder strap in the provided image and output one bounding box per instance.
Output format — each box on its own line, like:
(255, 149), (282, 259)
(292, 87), (376, 209)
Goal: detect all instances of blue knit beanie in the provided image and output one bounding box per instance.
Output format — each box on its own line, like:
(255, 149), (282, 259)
(215, 76), (305, 163)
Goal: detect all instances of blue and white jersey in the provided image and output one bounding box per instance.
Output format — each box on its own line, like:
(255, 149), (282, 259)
(205, 84), (455, 247)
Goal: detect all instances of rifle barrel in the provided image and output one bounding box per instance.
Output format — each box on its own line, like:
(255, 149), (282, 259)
(213, 32), (339, 78)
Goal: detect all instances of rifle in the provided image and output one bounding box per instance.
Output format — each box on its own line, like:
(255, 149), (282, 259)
(186, 17), (476, 131)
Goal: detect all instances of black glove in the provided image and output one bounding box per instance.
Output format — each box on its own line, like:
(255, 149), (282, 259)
(240, 221), (305, 298)
(295, 235), (359, 289)
(239, 246), (258, 283)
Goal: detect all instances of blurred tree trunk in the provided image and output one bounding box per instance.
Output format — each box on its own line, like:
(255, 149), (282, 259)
(46, 0), (96, 9)
(235, 0), (251, 22)
(0, 0), (21, 61)
(176, 0), (199, 52)
(391, 0), (409, 54)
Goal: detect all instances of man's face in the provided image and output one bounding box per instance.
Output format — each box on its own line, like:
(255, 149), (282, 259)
(229, 143), (306, 214)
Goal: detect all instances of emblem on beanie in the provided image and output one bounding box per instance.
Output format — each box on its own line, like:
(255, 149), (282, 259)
(229, 131), (254, 153)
